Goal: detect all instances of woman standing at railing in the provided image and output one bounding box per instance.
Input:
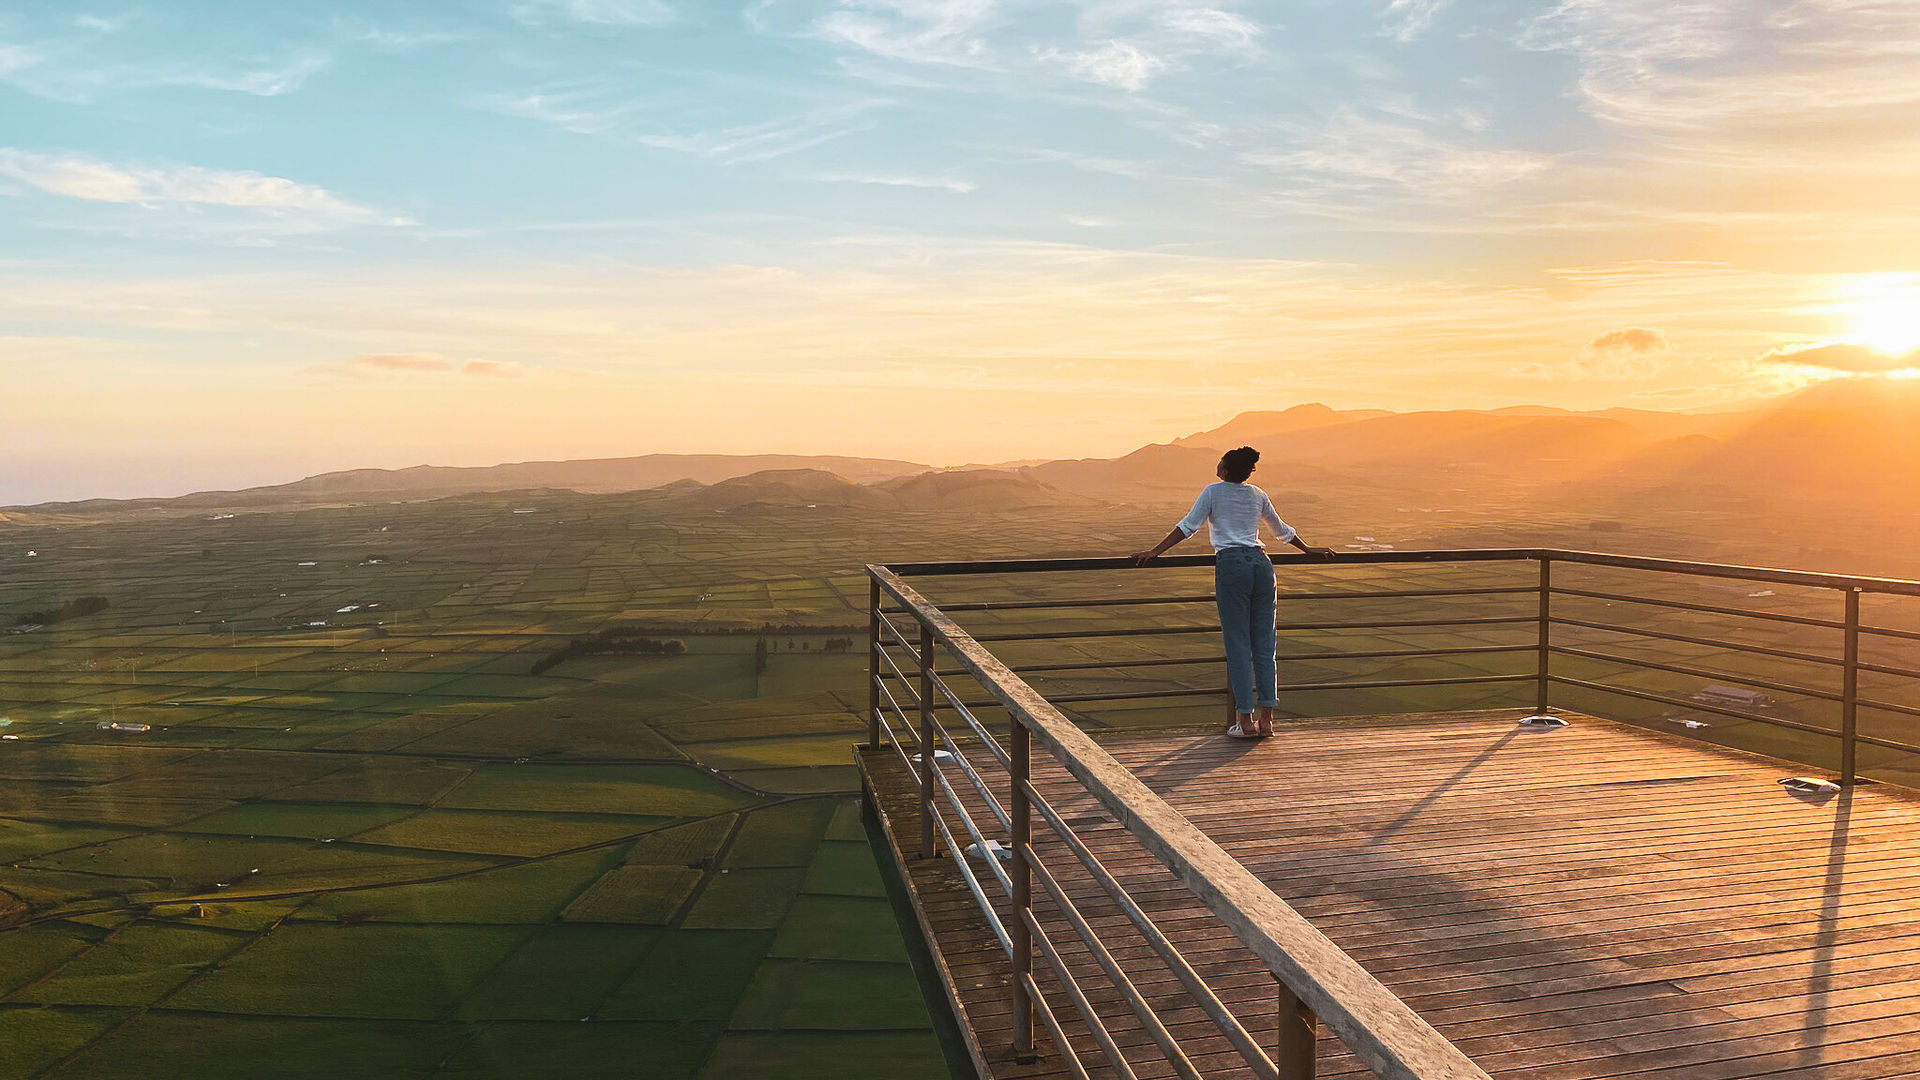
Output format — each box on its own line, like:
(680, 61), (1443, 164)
(1131, 447), (1333, 738)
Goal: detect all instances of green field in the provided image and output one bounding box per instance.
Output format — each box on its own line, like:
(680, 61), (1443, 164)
(2, 483), (1916, 1079)
(0, 493), (987, 1080)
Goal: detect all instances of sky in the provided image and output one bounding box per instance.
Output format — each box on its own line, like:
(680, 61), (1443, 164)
(4, 0), (1920, 502)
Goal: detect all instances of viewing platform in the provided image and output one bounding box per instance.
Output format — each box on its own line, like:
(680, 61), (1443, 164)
(856, 550), (1920, 1080)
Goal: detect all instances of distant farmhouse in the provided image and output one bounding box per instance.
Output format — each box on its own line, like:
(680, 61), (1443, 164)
(1693, 684), (1771, 708)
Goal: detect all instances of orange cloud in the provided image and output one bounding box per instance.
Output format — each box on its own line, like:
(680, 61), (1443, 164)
(1766, 342), (1920, 374)
(462, 359), (521, 377)
(354, 351), (454, 372)
(1587, 327), (1668, 353)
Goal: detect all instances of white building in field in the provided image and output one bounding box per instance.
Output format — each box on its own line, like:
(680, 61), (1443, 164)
(1694, 684), (1770, 708)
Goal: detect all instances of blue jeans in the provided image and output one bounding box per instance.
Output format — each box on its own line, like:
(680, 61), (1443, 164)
(1215, 546), (1277, 714)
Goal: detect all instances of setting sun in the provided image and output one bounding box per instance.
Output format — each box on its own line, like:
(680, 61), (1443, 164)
(1844, 277), (1920, 355)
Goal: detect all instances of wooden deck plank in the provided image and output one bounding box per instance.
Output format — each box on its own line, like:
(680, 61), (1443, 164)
(860, 709), (1920, 1079)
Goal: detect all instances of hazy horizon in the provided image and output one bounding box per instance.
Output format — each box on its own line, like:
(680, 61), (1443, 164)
(0, 385), (1861, 505)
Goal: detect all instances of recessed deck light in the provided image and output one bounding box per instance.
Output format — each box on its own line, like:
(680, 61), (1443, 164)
(1779, 777), (1842, 795)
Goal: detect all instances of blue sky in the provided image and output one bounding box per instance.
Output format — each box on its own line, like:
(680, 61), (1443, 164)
(4, 1), (1920, 500)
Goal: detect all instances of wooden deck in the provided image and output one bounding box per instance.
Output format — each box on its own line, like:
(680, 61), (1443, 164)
(860, 710), (1920, 1080)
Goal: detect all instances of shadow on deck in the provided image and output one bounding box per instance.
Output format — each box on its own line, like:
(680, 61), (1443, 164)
(863, 709), (1920, 1080)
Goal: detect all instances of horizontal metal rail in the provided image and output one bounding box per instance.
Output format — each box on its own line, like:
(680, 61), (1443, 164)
(1551, 585), (1847, 629)
(1548, 676), (1834, 736)
(933, 585), (1537, 612)
(1024, 908), (1141, 1080)
(1022, 971), (1093, 1080)
(954, 673), (1535, 710)
(1024, 845), (1205, 1080)
(920, 643), (1536, 680)
(1542, 675), (1920, 752)
(875, 608), (920, 654)
(974, 614), (1535, 644)
(929, 759), (1014, 897)
(1549, 645), (1842, 703)
(1548, 615), (1844, 668)
(1858, 695), (1920, 720)
(1860, 657), (1920, 680)
(1861, 623), (1920, 643)
(870, 676), (919, 776)
(938, 594), (1216, 612)
(873, 637), (921, 692)
(929, 722), (1012, 834)
(1275, 615), (1535, 631)
(973, 625), (1221, 642)
(1024, 779), (1278, 1078)
(928, 672), (1012, 770)
(926, 796), (1015, 957)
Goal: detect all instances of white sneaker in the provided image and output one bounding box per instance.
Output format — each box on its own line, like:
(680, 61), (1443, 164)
(1226, 723), (1260, 739)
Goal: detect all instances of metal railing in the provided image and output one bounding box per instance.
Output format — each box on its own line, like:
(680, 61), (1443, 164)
(863, 548), (1920, 1080)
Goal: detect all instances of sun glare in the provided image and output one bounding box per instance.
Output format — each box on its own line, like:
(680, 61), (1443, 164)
(1841, 276), (1920, 356)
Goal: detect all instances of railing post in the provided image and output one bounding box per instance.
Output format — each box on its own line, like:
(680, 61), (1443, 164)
(918, 620), (937, 859)
(1534, 558), (1553, 717)
(1009, 718), (1035, 1063)
(1842, 587), (1860, 785)
(1275, 977), (1318, 1079)
(867, 578), (882, 750)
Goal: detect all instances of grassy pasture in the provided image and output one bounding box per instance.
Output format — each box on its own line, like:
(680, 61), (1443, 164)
(167, 923), (532, 1019)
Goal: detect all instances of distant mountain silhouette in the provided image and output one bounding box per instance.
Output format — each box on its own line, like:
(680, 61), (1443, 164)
(1025, 443), (1257, 496)
(6, 453), (926, 512)
(1657, 378), (1920, 504)
(16, 383), (1913, 525)
(683, 468), (896, 511)
(1173, 403), (1393, 448)
(879, 469), (1082, 509)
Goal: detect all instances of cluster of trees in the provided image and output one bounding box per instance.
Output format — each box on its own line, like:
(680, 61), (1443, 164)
(531, 628), (687, 675)
(13, 595), (109, 627)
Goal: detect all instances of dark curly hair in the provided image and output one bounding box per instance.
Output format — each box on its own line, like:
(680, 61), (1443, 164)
(1219, 446), (1259, 483)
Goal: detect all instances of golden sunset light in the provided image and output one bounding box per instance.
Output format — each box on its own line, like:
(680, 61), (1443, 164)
(1840, 276), (1920, 356)
(6, 6), (1920, 1080)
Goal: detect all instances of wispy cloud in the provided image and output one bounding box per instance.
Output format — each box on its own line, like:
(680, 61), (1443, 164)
(637, 103), (882, 163)
(1242, 108), (1553, 215)
(810, 0), (1003, 69)
(323, 353), (526, 378)
(335, 19), (474, 52)
(798, 1), (1263, 89)
(1588, 327), (1669, 354)
(0, 44), (329, 103)
(1524, 0), (1920, 139)
(73, 12), (136, 34)
(1382, 0), (1449, 43)
(476, 87), (639, 135)
(0, 149), (406, 226)
(1035, 40), (1166, 90)
(812, 172), (977, 192)
(511, 0), (676, 27)
(1764, 341), (1919, 375)
(463, 358), (524, 376)
(356, 352), (454, 372)
(1156, 6), (1263, 54)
